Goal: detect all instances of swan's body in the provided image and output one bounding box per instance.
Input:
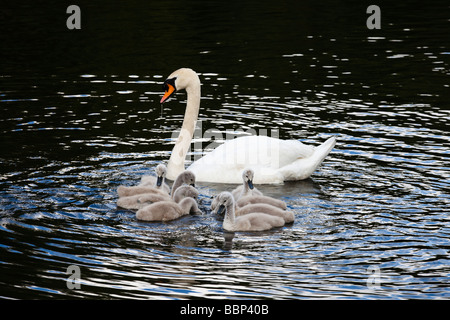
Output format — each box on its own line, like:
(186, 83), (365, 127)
(160, 68), (336, 184)
(216, 192), (285, 232)
(136, 197), (201, 222)
(139, 164), (170, 194)
(188, 135), (336, 184)
(231, 169), (263, 200)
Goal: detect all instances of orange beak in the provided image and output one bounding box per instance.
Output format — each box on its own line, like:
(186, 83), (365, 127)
(160, 84), (175, 103)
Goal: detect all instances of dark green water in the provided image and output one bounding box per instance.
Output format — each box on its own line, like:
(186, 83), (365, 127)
(0, 1), (449, 299)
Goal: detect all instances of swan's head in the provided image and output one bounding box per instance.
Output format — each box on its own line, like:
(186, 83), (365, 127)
(155, 164), (167, 187)
(160, 68), (200, 103)
(216, 192), (234, 215)
(242, 169), (255, 190)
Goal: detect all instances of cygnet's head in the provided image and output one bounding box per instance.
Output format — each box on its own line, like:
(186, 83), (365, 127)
(160, 68), (200, 103)
(242, 168), (255, 190)
(210, 195), (218, 213)
(180, 170), (196, 187)
(155, 164), (167, 187)
(216, 192), (234, 215)
(176, 185), (199, 201)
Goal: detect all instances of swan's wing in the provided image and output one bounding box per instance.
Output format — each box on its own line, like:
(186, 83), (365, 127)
(187, 136), (313, 183)
(192, 136), (311, 168)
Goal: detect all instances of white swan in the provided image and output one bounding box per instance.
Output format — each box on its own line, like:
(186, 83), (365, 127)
(215, 192), (285, 232)
(160, 68), (336, 184)
(231, 168), (263, 200)
(139, 163), (170, 194)
(136, 197), (201, 222)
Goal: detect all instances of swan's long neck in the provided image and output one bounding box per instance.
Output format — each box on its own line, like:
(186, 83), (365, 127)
(166, 82), (201, 180)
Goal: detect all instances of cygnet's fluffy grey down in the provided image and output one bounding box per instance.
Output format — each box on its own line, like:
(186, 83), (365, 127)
(231, 168), (263, 200)
(236, 203), (294, 223)
(136, 197), (201, 222)
(211, 193), (287, 212)
(236, 195), (287, 210)
(117, 192), (171, 210)
(172, 185), (199, 203)
(117, 170), (198, 211)
(171, 170), (196, 199)
(139, 163), (170, 194)
(211, 195), (293, 223)
(117, 170), (195, 198)
(118, 184), (199, 210)
(216, 192), (285, 232)
(117, 185), (168, 198)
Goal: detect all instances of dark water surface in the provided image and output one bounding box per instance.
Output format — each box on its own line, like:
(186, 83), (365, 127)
(1, 1), (449, 299)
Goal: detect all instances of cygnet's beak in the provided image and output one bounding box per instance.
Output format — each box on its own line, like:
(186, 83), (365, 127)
(156, 176), (163, 187)
(217, 205), (225, 215)
(248, 179), (254, 190)
(160, 83), (176, 103)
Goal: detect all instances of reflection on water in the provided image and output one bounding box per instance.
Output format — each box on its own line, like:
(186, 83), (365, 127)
(1, 1), (450, 299)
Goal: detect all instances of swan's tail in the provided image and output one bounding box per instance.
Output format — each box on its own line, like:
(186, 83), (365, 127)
(304, 136), (336, 178)
(279, 136), (337, 181)
(313, 136), (337, 167)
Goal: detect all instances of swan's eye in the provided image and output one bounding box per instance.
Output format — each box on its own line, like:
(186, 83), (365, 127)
(163, 77), (177, 92)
